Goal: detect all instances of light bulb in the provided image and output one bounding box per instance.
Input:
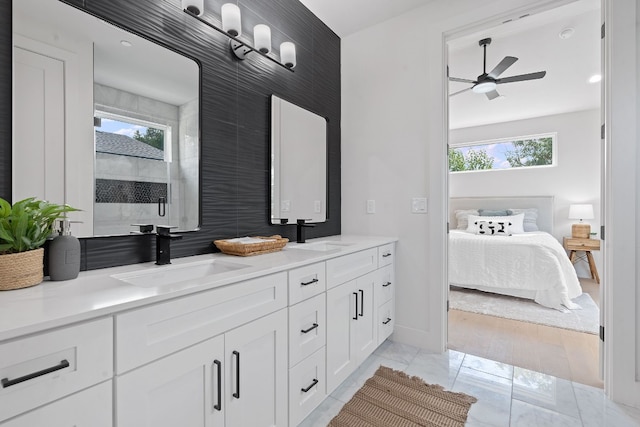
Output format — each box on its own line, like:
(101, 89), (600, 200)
(254, 24), (271, 54)
(472, 81), (497, 94)
(280, 42), (296, 69)
(221, 3), (241, 37)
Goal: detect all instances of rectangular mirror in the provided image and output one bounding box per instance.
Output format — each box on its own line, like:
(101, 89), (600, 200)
(270, 96), (327, 225)
(13, 0), (200, 237)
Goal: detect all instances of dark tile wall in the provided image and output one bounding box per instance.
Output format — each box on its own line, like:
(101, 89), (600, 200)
(1, 0), (341, 269)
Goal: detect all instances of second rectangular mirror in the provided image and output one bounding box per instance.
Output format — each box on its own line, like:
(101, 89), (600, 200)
(270, 96), (327, 225)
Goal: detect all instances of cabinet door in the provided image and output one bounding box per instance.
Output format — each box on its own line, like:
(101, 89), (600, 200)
(2, 381), (112, 427)
(354, 271), (377, 362)
(116, 335), (225, 427)
(224, 309), (288, 427)
(326, 280), (358, 394)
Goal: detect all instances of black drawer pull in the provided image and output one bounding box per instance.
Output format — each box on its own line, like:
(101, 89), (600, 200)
(353, 292), (358, 320)
(301, 323), (319, 334)
(2, 359), (70, 388)
(383, 317), (392, 325)
(213, 359), (222, 411)
(382, 253), (392, 258)
(359, 289), (364, 317)
(232, 351), (240, 399)
(383, 281), (392, 287)
(300, 278), (319, 286)
(301, 378), (318, 393)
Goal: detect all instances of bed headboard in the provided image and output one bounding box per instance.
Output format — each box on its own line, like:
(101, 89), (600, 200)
(449, 196), (554, 234)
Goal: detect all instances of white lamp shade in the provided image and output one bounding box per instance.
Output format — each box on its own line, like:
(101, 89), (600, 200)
(472, 81), (497, 93)
(280, 42), (296, 68)
(568, 204), (594, 220)
(221, 3), (241, 37)
(182, 0), (203, 16)
(254, 24), (271, 54)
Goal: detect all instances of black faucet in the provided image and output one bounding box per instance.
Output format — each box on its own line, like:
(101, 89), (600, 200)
(156, 225), (182, 265)
(296, 219), (315, 243)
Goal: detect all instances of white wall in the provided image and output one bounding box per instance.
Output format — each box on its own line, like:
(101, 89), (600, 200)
(449, 109), (601, 277)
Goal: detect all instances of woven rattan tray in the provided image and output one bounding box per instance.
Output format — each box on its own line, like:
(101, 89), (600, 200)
(213, 235), (289, 256)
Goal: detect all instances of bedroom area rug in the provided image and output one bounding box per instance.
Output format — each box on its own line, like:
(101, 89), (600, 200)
(449, 287), (599, 335)
(328, 366), (477, 427)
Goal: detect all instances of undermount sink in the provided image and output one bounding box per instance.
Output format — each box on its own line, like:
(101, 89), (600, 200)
(289, 241), (354, 252)
(112, 259), (250, 287)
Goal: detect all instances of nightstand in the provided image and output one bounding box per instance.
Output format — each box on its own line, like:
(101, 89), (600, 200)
(563, 237), (600, 284)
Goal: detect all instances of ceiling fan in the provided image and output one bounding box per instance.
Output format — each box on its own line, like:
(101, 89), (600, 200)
(449, 37), (546, 100)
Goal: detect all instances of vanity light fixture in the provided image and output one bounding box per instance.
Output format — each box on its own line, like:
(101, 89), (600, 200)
(182, 1), (295, 71)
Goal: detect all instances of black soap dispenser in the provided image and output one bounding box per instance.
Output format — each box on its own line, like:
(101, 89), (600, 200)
(48, 219), (81, 281)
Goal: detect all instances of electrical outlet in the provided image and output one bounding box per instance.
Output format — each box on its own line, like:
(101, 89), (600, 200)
(281, 200), (290, 212)
(412, 197), (427, 214)
(366, 200), (376, 214)
(314, 200), (321, 213)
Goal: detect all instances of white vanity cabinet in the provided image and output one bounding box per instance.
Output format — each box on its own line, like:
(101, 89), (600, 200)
(376, 263), (395, 344)
(117, 309), (288, 427)
(0, 318), (113, 425)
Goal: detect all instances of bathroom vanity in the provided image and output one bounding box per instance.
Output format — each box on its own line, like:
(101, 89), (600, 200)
(0, 236), (396, 426)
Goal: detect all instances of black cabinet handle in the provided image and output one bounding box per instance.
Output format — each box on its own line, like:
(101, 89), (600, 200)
(382, 253), (392, 258)
(301, 378), (318, 393)
(213, 360), (222, 411)
(301, 323), (319, 334)
(383, 317), (392, 325)
(359, 289), (364, 317)
(1, 359), (70, 388)
(352, 292), (358, 320)
(382, 281), (392, 287)
(232, 350), (240, 399)
(300, 278), (319, 286)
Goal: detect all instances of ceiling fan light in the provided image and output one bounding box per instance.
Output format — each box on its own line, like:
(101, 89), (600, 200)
(472, 81), (497, 93)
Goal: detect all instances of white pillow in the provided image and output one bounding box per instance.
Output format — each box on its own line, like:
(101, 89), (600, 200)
(475, 220), (512, 236)
(455, 209), (479, 230)
(467, 213), (525, 234)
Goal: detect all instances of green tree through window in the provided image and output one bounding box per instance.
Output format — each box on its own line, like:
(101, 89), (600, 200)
(133, 128), (164, 151)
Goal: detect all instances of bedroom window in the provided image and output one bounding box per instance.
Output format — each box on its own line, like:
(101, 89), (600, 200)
(449, 133), (556, 172)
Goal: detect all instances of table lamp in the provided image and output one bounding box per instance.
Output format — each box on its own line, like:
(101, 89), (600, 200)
(568, 204), (594, 238)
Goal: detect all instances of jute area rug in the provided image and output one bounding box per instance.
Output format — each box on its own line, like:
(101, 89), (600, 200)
(328, 366), (477, 427)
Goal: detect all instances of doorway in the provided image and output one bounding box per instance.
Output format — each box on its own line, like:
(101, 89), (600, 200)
(444, 0), (602, 387)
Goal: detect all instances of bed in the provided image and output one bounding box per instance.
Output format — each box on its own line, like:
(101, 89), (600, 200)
(449, 196), (582, 310)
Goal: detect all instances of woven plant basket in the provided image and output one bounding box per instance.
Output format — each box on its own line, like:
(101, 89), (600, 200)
(0, 248), (44, 291)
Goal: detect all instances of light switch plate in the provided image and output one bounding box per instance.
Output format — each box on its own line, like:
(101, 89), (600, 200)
(412, 197), (427, 214)
(366, 200), (376, 214)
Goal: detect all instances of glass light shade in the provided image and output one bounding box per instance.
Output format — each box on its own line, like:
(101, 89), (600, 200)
(182, 0), (203, 16)
(568, 204), (594, 220)
(280, 42), (296, 69)
(254, 24), (271, 54)
(221, 3), (241, 37)
(472, 81), (497, 93)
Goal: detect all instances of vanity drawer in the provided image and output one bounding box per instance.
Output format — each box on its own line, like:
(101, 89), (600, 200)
(0, 318), (113, 423)
(289, 347), (326, 427)
(377, 299), (395, 345)
(378, 243), (394, 267)
(326, 248), (377, 289)
(116, 272), (287, 374)
(288, 262), (326, 305)
(375, 264), (394, 306)
(289, 294), (326, 367)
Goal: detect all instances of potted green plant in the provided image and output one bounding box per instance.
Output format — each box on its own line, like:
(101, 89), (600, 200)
(0, 197), (79, 290)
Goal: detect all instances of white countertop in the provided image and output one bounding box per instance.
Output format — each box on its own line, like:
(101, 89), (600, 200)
(0, 235), (396, 342)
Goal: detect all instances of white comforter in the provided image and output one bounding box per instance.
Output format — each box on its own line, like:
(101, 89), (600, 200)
(449, 230), (582, 310)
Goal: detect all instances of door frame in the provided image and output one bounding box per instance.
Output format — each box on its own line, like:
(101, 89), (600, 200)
(439, 0), (640, 406)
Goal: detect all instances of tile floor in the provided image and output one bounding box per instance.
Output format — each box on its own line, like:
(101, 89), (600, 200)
(299, 340), (640, 427)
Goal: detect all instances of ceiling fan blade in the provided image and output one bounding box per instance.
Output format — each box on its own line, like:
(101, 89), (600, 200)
(449, 77), (476, 84)
(487, 56), (518, 78)
(449, 87), (473, 97)
(497, 71), (546, 84)
(485, 90), (500, 100)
